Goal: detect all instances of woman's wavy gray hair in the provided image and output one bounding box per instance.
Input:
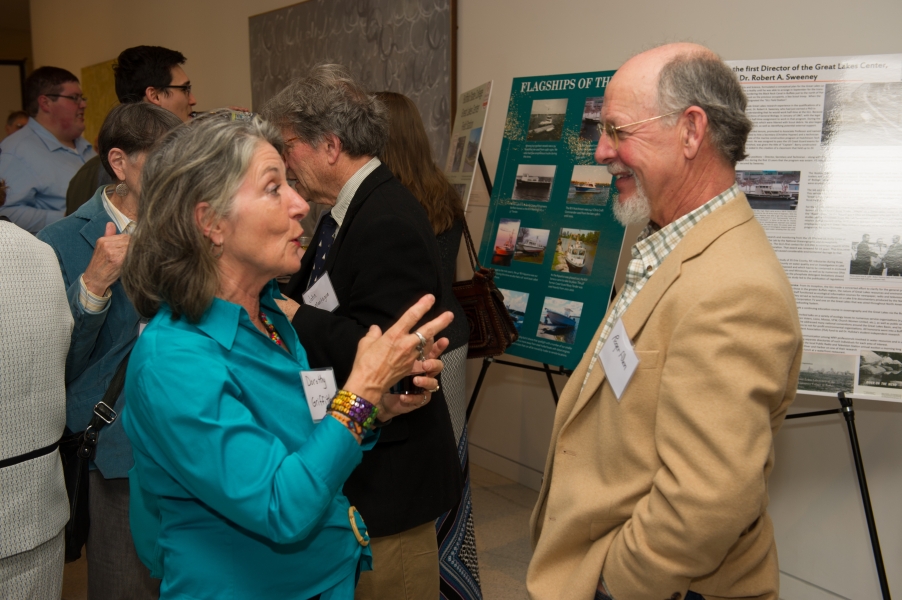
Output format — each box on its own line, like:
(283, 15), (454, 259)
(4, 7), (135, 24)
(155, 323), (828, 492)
(261, 64), (388, 158)
(656, 51), (753, 166)
(122, 111), (283, 322)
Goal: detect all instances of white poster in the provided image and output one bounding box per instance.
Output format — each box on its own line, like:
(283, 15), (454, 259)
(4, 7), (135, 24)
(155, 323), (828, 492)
(444, 81), (493, 209)
(728, 54), (902, 401)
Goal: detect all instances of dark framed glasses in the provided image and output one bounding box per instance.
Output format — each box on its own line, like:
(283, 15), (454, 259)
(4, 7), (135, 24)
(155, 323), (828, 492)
(161, 84), (192, 96)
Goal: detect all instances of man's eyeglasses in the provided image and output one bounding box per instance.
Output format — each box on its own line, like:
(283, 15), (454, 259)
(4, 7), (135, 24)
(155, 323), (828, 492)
(597, 109), (681, 149)
(161, 84), (192, 96)
(45, 94), (87, 104)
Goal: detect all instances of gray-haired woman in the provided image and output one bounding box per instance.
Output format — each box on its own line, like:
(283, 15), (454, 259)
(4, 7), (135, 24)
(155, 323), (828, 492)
(119, 111), (452, 600)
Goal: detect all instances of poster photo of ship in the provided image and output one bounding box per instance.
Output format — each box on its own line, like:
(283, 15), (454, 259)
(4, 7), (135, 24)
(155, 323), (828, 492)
(568, 165), (612, 206)
(491, 218), (520, 266)
(551, 228), (600, 276)
(537, 297), (583, 344)
(579, 96), (604, 141)
(736, 170), (799, 210)
(856, 350), (902, 399)
(798, 351), (856, 394)
(526, 98), (567, 142)
(512, 164), (556, 201)
(513, 227), (550, 264)
(461, 127), (482, 173)
(499, 288), (529, 332)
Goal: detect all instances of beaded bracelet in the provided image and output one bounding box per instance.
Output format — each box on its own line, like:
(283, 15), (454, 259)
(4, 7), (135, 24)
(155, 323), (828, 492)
(329, 390), (379, 432)
(329, 411), (364, 437)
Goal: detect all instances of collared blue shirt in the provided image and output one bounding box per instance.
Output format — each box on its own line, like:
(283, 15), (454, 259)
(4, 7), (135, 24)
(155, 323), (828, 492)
(122, 281), (374, 599)
(0, 117), (95, 233)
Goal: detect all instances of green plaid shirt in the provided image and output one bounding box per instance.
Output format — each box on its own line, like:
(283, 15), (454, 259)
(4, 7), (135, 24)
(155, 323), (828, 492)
(582, 184), (740, 389)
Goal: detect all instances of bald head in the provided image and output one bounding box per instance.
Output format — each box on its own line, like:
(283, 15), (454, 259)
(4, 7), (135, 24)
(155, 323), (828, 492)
(595, 43), (750, 226)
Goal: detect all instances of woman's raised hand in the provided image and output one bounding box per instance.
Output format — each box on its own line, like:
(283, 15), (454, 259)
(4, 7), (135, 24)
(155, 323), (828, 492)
(343, 294), (453, 417)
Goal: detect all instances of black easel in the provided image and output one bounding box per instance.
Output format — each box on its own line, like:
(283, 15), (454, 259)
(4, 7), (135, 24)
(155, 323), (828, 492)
(466, 152), (573, 420)
(785, 393), (891, 600)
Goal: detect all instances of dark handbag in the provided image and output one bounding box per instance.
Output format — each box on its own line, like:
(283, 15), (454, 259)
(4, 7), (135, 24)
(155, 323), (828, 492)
(60, 351), (131, 562)
(452, 219), (519, 358)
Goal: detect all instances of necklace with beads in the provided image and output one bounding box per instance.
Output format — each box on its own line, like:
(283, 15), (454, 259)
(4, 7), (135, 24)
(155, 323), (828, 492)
(259, 311), (288, 351)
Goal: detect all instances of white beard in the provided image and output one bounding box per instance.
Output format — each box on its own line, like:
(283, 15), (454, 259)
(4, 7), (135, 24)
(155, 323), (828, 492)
(608, 164), (651, 226)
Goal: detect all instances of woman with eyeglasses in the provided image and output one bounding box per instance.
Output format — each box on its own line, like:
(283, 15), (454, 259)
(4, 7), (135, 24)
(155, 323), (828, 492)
(120, 111), (453, 600)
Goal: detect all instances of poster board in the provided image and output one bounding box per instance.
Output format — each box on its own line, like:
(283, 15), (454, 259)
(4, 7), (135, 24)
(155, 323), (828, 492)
(728, 53), (902, 401)
(444, 81), (492, 210)
(249, 0), (455, 165)
(477, 70), (625, 370)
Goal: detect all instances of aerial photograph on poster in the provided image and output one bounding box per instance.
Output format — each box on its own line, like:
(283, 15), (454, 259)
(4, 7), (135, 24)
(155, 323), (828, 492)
(491, 218), (521, 267)
(537, 296), (583, 344)
(499, 288), (529, 332)
(579, 96), (604, 141)
(822, 82), (902, 146)
(526, 98), (568, 142)
(551, 228), (600, 276)
(568, 165), (612, 206)
(513, 164), (556, 201)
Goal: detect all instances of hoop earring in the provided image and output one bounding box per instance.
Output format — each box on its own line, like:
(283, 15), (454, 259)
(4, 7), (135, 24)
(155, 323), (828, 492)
(211, 240), (223, 259)
(115, 182), (129, 197)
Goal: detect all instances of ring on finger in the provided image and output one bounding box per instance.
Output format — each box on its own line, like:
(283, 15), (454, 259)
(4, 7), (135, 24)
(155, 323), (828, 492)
(426, 384), (440, 393)
(419, 396), (428, 406)
(413, 331), (427, 361)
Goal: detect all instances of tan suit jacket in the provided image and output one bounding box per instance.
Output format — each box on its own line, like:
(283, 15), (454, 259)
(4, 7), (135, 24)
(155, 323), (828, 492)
(527, 195), (803, 600)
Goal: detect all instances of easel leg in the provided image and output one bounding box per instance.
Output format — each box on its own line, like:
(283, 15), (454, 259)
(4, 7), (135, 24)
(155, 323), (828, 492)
(542, 363), (559, 404)
(838, 392), (892, 600)
(465, 357), (493, 422)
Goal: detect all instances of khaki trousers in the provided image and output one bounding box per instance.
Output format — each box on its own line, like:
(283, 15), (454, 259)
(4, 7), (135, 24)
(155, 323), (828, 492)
(354, 521), (439, 600)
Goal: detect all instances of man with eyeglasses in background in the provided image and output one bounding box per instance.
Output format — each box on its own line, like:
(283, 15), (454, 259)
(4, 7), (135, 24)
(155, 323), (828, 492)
(66, 45), (197, 215)
(0, 67), (95, 233)
(527, 43), (803, 600)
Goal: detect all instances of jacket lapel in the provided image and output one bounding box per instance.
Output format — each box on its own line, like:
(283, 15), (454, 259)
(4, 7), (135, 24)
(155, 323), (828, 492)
(77, 196), (112, 249)
(322, 164), (393, 275)
(559, 194), (756, 426)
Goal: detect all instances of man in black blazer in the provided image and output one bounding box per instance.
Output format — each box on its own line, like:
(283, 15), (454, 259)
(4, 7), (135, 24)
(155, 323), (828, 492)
(263, 65), (462, 600)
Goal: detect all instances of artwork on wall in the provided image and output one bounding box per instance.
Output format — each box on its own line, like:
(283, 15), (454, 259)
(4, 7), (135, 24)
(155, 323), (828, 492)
(249, 0), (456, 165)
(81, 59), (119, 146)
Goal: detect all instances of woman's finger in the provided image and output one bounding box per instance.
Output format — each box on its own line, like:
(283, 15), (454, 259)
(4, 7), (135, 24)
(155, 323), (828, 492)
(384, 294), (437, 337)
(409, 311), (454, 341)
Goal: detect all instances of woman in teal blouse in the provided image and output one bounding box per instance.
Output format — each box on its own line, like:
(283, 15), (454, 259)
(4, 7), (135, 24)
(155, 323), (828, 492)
(120, 111), (452, 600)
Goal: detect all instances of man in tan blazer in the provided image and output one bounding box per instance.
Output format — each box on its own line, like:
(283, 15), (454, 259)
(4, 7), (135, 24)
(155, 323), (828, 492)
(527, 43), (803, 600)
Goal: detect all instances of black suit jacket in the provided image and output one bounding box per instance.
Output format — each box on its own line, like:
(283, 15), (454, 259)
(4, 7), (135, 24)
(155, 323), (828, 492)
(282, 163), (463, 536)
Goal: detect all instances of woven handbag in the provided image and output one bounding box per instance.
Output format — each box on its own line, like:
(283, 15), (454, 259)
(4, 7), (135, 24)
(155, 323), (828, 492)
(453, 219), (519, 358)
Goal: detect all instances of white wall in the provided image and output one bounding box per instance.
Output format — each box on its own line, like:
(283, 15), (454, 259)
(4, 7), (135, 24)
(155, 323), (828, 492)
(30, 0), (902, 597)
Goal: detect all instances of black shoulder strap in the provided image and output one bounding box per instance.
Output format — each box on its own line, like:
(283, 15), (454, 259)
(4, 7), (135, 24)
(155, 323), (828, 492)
(77, 350), (131, 460)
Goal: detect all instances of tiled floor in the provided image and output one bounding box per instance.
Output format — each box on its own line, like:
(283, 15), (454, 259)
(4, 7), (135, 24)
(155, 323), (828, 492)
(470, 463), (539, 599)
(61, 462), (538, 600)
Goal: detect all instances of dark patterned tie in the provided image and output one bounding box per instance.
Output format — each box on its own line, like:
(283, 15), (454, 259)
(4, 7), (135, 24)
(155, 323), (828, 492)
(308, 213), (338, 290)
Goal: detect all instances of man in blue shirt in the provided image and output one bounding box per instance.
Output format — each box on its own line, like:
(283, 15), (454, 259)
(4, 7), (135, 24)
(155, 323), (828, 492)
(0, 67), (95, 233)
